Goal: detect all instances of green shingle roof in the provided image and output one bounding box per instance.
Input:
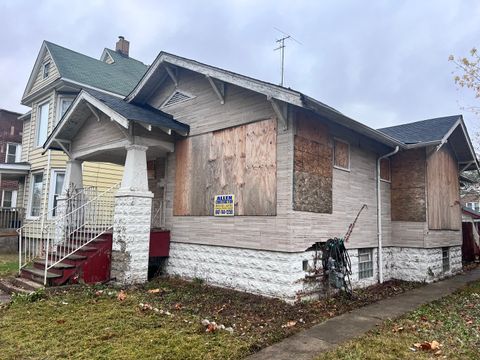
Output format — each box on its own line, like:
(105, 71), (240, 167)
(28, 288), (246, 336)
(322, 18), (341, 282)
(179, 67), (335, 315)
(45, 41), (148, 96)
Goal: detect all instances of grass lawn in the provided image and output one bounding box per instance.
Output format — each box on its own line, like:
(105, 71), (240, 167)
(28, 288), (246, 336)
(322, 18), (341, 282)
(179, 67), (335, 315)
(0, 254), (18, 278)
(318, 279), (480, 360)
(0, 277), (418, 360)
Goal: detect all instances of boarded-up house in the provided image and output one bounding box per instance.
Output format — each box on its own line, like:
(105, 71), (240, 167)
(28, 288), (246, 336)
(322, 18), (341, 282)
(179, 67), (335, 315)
(13, 43), (479, 300)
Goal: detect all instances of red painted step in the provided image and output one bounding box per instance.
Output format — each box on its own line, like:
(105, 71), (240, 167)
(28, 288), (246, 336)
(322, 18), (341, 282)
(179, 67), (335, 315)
(19, 233), (113, 286)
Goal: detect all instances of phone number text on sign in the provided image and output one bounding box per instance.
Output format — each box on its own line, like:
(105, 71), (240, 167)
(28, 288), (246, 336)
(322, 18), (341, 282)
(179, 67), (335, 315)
(214, 194), (235, 216)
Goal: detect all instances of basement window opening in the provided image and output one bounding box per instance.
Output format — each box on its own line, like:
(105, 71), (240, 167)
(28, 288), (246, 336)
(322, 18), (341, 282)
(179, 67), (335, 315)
(358, 248), (373, 279)
(442, 247), (450, 273)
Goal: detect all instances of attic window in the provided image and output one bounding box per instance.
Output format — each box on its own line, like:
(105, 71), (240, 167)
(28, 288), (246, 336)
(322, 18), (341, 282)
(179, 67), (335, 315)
(43, 62), (50, 79)
(162, 91), (194, 108)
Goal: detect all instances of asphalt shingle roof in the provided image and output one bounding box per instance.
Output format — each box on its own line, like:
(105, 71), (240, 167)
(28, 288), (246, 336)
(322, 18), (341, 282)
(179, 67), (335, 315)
(377, 115), (460, 144)
(46, 42), (148, 96)
(83, 89), (189, 134)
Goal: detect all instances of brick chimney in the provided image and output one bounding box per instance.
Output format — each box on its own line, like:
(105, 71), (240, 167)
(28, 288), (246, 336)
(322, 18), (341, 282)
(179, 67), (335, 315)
(115, 36), (129, 57)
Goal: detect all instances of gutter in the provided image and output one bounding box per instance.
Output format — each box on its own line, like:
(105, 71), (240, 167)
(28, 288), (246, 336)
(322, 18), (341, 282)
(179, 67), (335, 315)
(377, 146), (399, 284)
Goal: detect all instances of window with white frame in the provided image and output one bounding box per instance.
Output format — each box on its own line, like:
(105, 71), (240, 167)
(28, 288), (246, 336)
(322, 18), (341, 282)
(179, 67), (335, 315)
(1, 190), (17, 208)
(48, 170), (65, 217)
(29, 173), (44, 217)
(5, 143), (21, 163)
(358, 248), (373, 279)
(43, 62), (50, 79)
(36, 102), (49, 147)
(442, 247), (450, 273)
(56, 96), (74, 123)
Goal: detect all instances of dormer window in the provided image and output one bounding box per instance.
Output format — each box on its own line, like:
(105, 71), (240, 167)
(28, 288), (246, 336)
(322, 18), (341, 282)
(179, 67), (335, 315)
(43, 62), (50, 79)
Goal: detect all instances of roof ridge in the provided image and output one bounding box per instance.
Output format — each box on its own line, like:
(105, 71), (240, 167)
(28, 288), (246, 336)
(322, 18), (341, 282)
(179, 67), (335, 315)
(103, 48), (147, 66)
(378, 114), (461, 131)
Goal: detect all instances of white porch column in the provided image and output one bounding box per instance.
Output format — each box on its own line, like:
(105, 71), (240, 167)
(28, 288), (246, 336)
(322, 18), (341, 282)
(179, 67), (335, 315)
(55, 159), (84, 245)
(61, 159), (83, 195)
(112, 145), (153, 284)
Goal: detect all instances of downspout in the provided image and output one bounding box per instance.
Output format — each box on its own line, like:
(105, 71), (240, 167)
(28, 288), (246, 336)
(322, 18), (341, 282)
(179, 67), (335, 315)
(377, 146), (399, 283)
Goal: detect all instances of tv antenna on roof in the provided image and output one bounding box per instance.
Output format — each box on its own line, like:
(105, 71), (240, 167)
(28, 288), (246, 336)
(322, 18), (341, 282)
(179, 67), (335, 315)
(274, 27), (302, 87)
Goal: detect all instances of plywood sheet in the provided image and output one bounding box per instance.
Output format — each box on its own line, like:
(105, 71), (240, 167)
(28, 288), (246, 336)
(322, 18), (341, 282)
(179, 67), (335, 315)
(174, 118), (277, 216)
(293, 112), (333, 213)
(427, 145), (461, 230)
(334, 139), (349, 169)
(390, 148), (426, 222)
(380, 158), (391, 182)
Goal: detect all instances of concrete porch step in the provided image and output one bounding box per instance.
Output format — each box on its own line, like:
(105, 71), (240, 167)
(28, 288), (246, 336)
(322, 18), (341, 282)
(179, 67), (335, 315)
(58, 245), (97, 252)
(34, 259), (75, 269)
(47, 253), (87, 261)
(10, 277), (44, 292)
(21, 267), (62, 280)
(0, 278), (35, 295)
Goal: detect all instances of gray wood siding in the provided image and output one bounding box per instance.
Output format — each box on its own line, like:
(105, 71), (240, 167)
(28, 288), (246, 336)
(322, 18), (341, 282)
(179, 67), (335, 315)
(290, 144), (381, 250)
(70, 113), (126, 154)
(147, 69), (275, 136)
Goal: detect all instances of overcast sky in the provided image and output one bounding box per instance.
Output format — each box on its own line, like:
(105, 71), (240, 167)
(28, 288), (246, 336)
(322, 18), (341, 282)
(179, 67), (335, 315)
(1, 0), (480, 132)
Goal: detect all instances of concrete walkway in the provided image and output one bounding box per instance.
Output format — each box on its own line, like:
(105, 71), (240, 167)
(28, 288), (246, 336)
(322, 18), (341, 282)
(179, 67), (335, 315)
(248, 268), (480, 360)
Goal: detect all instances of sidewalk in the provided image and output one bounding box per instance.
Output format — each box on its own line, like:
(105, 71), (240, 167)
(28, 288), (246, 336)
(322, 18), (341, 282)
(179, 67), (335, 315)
(247, 268), (480, 360)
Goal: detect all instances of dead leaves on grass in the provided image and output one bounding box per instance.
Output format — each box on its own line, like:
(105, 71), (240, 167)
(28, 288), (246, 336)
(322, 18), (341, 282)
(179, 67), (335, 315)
(117, 290), (127, 301)
(412, 340), (443, 356)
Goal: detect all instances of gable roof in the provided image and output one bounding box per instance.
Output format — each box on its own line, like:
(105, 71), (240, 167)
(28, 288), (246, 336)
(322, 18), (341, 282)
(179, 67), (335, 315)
(378, 115), (461, 145)
(126, 51), (403, 149)
(82, 89), (188, 134)
(44, 88), (189, 152)
(23, 41), (148, 99)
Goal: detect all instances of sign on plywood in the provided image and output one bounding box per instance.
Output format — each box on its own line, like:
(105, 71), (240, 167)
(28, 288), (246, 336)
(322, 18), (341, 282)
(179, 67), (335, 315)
(214, 194), (235, 216)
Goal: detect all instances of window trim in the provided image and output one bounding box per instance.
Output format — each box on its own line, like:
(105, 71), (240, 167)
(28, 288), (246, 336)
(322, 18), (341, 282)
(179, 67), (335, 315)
(35, 100), (50, 148)
(442, 247), (450, 273)
(56, 95), (75, 124)
(42, 62), (50, 79)
(358, 248), (374, 279)
(5, 143), (21, 163)
(1, 189), (17, 208)
(333, 137), (351, 172)
(27, 172), (44, 220)
(47, 169), (65, 219)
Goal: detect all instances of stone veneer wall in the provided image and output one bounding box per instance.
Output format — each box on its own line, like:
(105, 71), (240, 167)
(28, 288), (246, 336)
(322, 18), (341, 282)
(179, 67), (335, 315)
(166, 243), (463, 300)
(383, 246), (462, 283)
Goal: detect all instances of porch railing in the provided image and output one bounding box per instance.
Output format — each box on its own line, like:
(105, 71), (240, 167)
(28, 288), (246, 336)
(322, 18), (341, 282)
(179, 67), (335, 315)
(0, 207), (24, 230)
(17, 186), (97, 273)
(42, 183), (118, 283)
(151, 198), (164, 229)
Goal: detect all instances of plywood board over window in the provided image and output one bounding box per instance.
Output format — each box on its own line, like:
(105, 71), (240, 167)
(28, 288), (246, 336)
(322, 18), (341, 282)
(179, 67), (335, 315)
(293, 111), (333, 213)
(334, 139), (350, 170)
(390, 148), (426, 222)
(174, 118), (277, 216)
(380, 158), (391, 182)
(427, 145), (461, 230)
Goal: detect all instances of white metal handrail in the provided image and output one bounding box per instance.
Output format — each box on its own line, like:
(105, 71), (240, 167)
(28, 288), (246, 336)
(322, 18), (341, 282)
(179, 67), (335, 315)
(0, 207), (24, 230)
(17, 186), (97, 272)
(151, 198), (164, 229)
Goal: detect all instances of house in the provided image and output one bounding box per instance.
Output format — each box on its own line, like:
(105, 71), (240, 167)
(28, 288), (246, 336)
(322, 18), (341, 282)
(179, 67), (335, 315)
(0, 37), (148, 237)
(0, 109), (23, 210)
(13, 41), (479, 301)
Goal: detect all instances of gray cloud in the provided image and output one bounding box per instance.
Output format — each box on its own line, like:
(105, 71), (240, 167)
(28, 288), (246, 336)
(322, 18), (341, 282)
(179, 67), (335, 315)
(1, 0), (479, 134)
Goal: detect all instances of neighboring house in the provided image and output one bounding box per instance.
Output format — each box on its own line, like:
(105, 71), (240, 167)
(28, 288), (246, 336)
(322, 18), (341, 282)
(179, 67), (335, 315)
(0, 37), (147, 233)
(0, 109), (23, 209)
(13, 45), (479, 301)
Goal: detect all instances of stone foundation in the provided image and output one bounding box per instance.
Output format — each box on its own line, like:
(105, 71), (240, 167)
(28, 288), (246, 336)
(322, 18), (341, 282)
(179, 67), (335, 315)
(383, 246), (462, 283)
(166, 242), (323, 301)
(166, 242), (463, 300)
